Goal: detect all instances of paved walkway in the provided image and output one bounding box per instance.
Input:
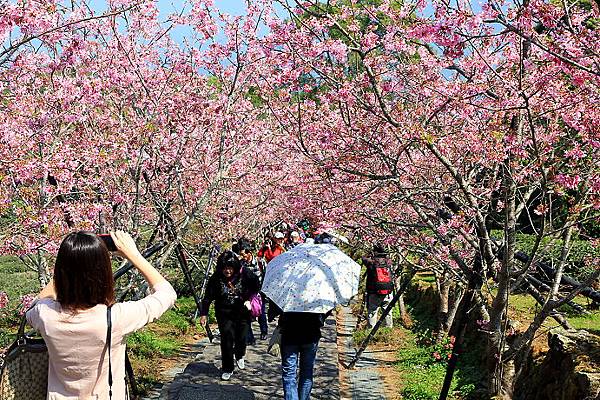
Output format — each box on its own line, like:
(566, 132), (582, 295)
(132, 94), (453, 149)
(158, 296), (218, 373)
(143, 316), (339, 399)
(338, 305), (388, 400)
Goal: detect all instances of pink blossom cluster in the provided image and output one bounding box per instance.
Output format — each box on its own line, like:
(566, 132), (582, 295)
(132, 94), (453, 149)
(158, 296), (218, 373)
(0, 292), (8, 309)
(0, 0), (597, 280)
(19, 294), (36, 315)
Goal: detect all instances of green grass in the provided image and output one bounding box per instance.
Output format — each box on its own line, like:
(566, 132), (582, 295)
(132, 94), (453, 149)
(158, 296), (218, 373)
(484, 285), (600, 334)
(0, 256), (38, 305)
(155, 309), (192, 334)
(398, 282), (487, 399)
(352, 326), (395, 345)
(413, 273), (436, 284)
(127, 330), (180, 359)
(0, 256), (39, 347)
(394, 329), (486, 400)
(568, 313), (600, 333)
(506, 293), (600, 332)
(396, 330), (459, 400)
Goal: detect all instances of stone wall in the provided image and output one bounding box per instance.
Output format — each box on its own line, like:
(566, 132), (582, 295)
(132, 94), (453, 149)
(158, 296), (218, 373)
(516, 329), (600, 400)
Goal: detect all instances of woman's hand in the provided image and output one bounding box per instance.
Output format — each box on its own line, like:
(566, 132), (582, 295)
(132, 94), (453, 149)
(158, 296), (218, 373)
(110, 230), (166, 288)
(110, 231), (142, 261)
(199, 315), (207, 326)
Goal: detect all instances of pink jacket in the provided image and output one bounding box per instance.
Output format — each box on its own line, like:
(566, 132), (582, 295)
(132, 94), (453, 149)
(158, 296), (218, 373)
(26, 281), (177, 399)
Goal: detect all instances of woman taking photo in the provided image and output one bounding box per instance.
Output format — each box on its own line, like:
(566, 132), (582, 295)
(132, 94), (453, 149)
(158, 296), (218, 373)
(26, 230), (177, 399)
(199, 250), (259, 380)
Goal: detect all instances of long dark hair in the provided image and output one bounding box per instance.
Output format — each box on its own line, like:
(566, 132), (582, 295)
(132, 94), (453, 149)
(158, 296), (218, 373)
(54, 231), (115, 310)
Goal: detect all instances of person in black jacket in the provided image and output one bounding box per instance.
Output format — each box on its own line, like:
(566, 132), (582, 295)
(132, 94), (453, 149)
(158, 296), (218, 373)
(269, 303), (331, 400)
(199, 251), (260, 380)
(237, 239), (269, 344)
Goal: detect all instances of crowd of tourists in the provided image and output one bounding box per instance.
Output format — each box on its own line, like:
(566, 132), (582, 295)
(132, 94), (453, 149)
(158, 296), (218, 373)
(200, 224), (336, 399)
(17, 222), (394, 400)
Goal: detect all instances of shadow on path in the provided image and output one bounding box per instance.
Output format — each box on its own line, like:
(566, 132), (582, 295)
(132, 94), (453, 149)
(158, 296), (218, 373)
(147, 317), (339, 399)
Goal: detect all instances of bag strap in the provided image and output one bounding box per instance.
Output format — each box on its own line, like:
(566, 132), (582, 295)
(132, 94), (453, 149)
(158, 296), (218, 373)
(17, 300), (39, 337)
(17, 315), (28, 337)
(106, 305), (113, 400)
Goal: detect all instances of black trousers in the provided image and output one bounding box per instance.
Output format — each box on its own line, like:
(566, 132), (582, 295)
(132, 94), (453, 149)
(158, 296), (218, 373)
(217, 314), (250, 372)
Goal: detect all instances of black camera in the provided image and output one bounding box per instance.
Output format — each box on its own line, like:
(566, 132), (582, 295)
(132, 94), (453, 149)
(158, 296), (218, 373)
(98, 234), (117, 252)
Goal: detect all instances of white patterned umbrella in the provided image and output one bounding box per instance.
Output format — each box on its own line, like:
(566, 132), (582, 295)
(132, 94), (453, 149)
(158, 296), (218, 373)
(261, 243), (361, 313)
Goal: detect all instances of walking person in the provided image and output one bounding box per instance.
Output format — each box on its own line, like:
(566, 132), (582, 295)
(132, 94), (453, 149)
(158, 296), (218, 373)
(238, 239), (269, 343)
(199, 250), (260, 380)
(269, 304), (330, 400)
(257, 231), (286, 264)
(25, 230), (177, 399)
(287, 231), (303, 249)
(362, 243), (394, 328)
(261, 238), (361, 400)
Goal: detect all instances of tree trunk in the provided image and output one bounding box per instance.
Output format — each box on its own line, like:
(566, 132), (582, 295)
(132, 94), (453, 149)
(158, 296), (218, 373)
(35, 252), (50, 288)
(398, 294), (412, 327)
(445, 284), (464, 335)
(437, 273), (451, 341)
(487, 113), (521, 399)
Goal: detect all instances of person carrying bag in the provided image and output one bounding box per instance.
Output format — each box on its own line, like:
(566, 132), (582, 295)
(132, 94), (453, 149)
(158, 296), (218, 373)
(1, 303), (123, 400)
(199, 251), (260, 381)
(1, 231), (177, 400)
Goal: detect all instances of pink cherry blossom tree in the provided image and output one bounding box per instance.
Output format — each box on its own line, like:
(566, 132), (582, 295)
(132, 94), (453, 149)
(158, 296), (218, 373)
(254, 0), (600, 396)
(1, 0), (598, 396)
(0, 0), (284, 285)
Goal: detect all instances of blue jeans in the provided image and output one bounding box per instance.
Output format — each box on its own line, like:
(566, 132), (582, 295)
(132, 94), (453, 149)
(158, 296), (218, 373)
(281, 341), (319, 400)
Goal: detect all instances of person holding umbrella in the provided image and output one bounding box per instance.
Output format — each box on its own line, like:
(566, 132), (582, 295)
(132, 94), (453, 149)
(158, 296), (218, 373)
(268, 304), (330, 400)
(199, 251), (260, 380)
(262, 238), (361, 400)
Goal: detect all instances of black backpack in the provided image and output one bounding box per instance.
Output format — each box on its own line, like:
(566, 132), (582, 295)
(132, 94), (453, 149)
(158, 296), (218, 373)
(366, 257), (394, 295)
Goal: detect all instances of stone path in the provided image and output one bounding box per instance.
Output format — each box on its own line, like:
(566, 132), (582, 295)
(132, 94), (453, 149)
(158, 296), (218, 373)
(338, 305), (388, 400)
(141, 306), (394, 400)
(143, 316), (339, 399)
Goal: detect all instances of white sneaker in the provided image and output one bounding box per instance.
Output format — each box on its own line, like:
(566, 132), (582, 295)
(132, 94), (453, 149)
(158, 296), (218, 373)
(221, 371), (233, 381)
(236, 358), (245, 370)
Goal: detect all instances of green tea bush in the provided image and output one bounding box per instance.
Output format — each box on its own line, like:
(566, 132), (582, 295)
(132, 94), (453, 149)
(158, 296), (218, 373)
(515, 233), (599, 282)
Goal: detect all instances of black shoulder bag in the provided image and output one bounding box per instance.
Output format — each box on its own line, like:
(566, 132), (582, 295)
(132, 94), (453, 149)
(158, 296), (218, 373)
(0, 314), (48, 400)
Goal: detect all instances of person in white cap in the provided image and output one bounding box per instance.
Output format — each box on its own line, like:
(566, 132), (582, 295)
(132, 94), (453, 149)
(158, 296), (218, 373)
(288, 231), (303, 249)
(274, 231), (285, 240)
(258, 232), (286, 264)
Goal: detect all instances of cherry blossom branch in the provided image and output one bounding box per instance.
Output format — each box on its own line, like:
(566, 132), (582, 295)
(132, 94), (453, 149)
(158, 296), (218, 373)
(491, 18), (600, 77)
(0, 5), (138, 66)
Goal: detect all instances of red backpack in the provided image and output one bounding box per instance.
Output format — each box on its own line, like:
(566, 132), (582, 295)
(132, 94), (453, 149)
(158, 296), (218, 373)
(366, 257), (394, 295)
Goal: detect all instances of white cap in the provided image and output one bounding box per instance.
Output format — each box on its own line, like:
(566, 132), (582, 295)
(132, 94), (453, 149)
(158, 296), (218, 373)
(290, 231), (300, 238)
(274, 231), (285, 239)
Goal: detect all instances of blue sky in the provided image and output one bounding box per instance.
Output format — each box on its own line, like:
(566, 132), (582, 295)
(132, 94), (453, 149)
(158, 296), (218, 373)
(4, 1), (288, 53)
(86, 1), (284, 44)
(89, 0), (250, 15)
